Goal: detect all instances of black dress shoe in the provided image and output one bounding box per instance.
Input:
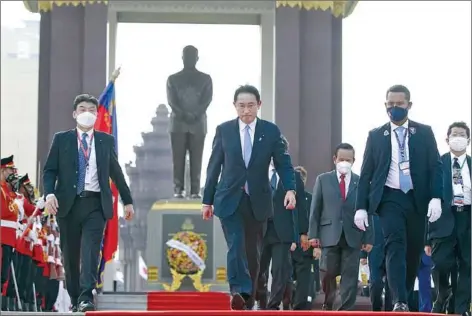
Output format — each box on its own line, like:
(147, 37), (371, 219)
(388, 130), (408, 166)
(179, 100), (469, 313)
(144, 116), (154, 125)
(393, 302), (409, 312)
(190, 193), (201, 199)
(78, 301), (96, 312)
(70, 304), (78, 312)
(431, 302), (445, 313)
(174, 193), (184, 198)
(462, 311), (471, 316)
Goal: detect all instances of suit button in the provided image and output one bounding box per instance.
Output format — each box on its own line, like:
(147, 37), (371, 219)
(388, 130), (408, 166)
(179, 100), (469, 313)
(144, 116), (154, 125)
(73, 185), (76, 188)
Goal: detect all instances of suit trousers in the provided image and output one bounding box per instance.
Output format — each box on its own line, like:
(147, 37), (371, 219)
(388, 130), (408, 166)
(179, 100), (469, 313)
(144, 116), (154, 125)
(368, 243), (392, 311)
(378, 187), (425, 304)
(257, 221), (292, 310)
(320, 232), (360, 310)
(220, 193), (265, 303)
(291, 248), (313, 310)
(417, 253), (432, 312)
(58, 195), (106, 305)
(431, 205), (471, 314)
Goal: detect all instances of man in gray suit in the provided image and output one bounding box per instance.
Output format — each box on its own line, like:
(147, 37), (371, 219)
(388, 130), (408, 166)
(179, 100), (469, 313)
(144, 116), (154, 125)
(308, 143), (374, 311)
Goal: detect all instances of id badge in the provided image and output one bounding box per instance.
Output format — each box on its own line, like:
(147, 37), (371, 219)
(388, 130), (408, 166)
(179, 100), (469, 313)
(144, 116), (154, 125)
(453, 177), (463, 185)
(453, 183), (464, 196)
(399, 161), (410, 176)
(453, 195), (464, 206)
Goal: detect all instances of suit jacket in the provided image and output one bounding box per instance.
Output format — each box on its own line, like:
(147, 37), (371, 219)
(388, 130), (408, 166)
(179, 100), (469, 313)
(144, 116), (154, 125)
(43, 129), (133, 219)
(428, 153), (471, 240)
(356, 120), (443, 215)
(272, 171), (307, 243)
(308, 171), (373, 248)
(166, 69), (213, 135)
(202, 118), (296, 221)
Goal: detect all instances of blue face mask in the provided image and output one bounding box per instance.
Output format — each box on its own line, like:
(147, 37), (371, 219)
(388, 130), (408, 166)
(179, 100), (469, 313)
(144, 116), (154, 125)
(387, 106), (408, 122)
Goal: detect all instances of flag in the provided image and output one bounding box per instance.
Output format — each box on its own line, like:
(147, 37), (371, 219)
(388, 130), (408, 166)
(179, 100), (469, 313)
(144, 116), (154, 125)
(95, 78), (120, 289)
(138, 255), (148, 280)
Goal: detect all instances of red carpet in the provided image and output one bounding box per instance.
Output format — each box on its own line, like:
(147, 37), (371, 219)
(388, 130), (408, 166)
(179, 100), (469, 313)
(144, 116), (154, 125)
(85, 291), (447, 316)
(86, 312), (446, 316)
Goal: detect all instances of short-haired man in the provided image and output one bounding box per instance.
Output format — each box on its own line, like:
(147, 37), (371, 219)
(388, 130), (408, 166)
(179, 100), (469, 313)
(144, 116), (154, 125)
(309, 143), (373, 310)
(427, 121), (471, 315)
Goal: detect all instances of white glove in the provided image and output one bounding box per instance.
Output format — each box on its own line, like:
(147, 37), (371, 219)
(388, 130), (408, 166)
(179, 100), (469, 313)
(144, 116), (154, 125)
(36, 198), (45, 210)
(427, 198), (442, 223)
(354, 209), (369, 231)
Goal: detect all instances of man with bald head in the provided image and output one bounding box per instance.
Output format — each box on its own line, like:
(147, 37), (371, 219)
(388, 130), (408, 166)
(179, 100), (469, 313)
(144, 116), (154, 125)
(166, 45), (213, 199)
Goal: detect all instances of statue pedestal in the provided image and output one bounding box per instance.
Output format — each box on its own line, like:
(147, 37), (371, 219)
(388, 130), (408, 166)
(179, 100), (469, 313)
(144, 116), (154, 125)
(146, 199), (228, 292)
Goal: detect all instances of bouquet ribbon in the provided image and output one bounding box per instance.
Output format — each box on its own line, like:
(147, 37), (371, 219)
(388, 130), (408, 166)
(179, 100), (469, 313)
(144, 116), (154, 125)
(166, 239), (206, 271)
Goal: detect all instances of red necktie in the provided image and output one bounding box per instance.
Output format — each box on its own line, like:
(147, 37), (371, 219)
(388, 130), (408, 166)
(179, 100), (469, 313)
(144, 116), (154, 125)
(340, 174), (346, 201)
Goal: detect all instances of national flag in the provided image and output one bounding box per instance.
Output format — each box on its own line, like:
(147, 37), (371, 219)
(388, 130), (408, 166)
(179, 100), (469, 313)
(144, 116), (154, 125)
(95, 70), (120, 289)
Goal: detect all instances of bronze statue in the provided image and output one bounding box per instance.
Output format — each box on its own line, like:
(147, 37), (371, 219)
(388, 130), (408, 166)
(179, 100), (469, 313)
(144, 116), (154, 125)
(166, 45), (213, 199)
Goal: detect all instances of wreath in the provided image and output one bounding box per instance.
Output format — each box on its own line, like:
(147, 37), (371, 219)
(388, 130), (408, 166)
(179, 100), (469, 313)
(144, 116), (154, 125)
(166, 231), (207, 275)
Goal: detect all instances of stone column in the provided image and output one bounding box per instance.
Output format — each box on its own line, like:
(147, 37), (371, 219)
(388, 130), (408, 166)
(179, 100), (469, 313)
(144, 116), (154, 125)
(36, 4), (108, 188)
(275, 7), (342, 188)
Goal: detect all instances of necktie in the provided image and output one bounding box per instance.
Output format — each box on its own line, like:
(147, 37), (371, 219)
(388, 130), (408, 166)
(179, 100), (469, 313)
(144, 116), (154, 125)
(243, 125), (252, 193)
(77, 133), (88, 194)
(453, 157), (463, 183)
(339, 174), (346, 201)
(270, 169), (277, 196)
(395, 126), (412, 193)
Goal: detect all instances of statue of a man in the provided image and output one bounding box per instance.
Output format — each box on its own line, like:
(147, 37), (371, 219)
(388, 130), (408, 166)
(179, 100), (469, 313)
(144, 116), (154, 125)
(166, 45), (213, 199)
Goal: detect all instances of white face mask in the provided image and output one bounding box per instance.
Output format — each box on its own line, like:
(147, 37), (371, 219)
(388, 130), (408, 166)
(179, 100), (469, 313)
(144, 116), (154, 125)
(449, 137), (469, 152)
(336, 161), (352, 175)
(76, 112), (97, 128)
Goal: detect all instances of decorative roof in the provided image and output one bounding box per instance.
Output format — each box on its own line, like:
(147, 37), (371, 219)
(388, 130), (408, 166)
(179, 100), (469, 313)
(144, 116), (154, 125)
(23, 0), (358, 18)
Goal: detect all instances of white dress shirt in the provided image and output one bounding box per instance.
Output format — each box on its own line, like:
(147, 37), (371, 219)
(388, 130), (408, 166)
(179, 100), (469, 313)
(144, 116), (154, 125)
(385, 120), (414, 190)
(77, 128), (100, 192)
(451, 152), (471, 205)
(337, 171), (351, 195)
(239, 118), (257, 160)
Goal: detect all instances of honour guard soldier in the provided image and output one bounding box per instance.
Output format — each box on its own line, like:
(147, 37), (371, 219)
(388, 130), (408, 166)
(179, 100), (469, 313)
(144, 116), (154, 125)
(14, 174), (44, 311)
(1, 155), (18, 311)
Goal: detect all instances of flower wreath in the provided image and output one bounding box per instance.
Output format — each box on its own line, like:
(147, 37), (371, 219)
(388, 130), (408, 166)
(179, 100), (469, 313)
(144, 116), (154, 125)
(166, 231), (207, 275)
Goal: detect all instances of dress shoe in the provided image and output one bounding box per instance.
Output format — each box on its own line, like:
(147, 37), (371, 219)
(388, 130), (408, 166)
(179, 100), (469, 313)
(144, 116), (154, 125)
(174, 193), (184, 198)
(431, 302), (444, 313)
(78, 301), (96, 312)
(190, 193), (201, 199)
(393, 302), (409, 312)
(230, 293), (246, 310)
(70, 304), (78, 312)
(462, 311), (471, 316)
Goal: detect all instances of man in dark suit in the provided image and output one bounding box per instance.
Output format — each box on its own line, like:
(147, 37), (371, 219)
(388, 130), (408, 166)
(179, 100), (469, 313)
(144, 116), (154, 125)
(309, 143), (373, 310)
(364, 215), (393, 311)
(355, 85), (443, 312)
(289, 166), (316, 311)
(202, 85), (297, 310)
(427, 121), (471, 315)
(166, 45), (213, 198)
(43, 94), (134, 312)
(256, 162), (307, 310)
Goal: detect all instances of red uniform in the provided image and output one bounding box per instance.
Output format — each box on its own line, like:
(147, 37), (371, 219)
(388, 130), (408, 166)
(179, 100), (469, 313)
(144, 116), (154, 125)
(15, 196), (37, 257)
(1, 182), (19, 248)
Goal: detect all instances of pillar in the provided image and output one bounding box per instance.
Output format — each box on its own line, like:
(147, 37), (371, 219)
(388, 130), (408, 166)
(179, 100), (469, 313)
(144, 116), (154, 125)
(275, 7), (342, 188)
(37, 4), (108, 188)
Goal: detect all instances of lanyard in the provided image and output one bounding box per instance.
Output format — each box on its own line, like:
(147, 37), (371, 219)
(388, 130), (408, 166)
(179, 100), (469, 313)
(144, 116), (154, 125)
(394, 128), (408, 161)
(77, 132), (94, 165)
